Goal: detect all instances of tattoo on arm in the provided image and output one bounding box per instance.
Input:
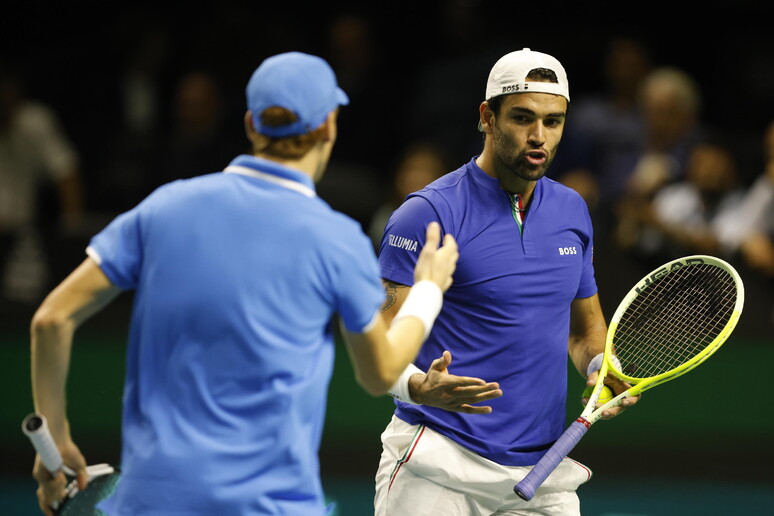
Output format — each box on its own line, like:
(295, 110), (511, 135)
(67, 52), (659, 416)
(381, 280), (402, 312)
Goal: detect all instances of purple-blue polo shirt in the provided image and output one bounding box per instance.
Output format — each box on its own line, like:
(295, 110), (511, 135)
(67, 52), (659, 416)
(378, 157), (598, 467)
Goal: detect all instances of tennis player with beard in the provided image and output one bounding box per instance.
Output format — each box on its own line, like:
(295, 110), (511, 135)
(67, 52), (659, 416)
(374, 48), (638, 515)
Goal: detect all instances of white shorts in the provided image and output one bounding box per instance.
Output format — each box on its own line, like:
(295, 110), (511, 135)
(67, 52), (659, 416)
(374, 415), (592, 516)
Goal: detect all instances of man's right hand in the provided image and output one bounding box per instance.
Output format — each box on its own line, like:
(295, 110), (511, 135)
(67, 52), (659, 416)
(32, 439), (88, 516)
(413, 222), (458, 293)
(408, 351), (502, 414)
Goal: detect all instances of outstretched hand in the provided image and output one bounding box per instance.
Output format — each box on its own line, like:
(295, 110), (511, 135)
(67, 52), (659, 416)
(409, 351), (502, 414)
(413, 222), (458, 293)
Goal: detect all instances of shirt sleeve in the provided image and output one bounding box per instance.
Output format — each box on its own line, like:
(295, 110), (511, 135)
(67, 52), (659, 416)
(377, 195), (442, 287)
(86, 200), (151, 291)
(334, 226), (386, 334)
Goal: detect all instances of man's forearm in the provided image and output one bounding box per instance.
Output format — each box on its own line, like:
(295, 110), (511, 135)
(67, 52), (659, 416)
(31, 314), (75, 442)
(29, 258), (120, 442)
(569, 330), (606, 377)
(568, 295), (607, 377)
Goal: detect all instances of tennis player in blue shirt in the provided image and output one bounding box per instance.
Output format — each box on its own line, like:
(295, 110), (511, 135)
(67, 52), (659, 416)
(29, 52), (459, 516)
(374, 49), (639, 515)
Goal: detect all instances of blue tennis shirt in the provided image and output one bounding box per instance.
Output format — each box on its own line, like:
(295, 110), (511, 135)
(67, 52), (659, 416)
(378, 157), (598, 467)
(88, 155), (384, 515)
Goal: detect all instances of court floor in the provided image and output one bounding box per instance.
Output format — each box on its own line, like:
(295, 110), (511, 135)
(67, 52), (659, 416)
(4, 473), (771, 515)
(323, 474), (773, 515)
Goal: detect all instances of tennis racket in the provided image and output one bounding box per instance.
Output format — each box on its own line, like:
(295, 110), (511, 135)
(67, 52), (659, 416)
(23, 413), (120, 515)
(513, 254), (744, 501)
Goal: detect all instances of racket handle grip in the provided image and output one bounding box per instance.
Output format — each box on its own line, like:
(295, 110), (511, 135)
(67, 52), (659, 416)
(514, 418), (590, 501)
(22, 413), (64, 474)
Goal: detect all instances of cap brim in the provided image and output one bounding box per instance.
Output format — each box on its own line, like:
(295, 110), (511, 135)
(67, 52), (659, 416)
(336, 87), (349, 106)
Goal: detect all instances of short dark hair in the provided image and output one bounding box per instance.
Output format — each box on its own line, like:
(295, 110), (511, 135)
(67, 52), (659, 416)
(252, 107), (325, 159)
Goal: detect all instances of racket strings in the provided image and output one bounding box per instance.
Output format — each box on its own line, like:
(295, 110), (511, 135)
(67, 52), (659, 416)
(615, 265), (734, 374)
(59, 473), (120, 516)
(611, 264), (736, 378)
(622, 269), (733, 371)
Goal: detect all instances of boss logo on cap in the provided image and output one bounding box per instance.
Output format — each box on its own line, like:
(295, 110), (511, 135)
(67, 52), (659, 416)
(502, 83), (529, 93)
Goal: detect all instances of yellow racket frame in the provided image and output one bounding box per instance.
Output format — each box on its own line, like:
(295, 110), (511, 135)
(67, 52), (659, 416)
(598, 254), (745, 404)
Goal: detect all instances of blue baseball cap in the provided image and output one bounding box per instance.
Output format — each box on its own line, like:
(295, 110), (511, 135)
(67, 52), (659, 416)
(246, 52), (349, 138)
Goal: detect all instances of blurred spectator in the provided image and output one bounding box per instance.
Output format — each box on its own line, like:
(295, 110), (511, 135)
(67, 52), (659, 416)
(0, 67), (84, 303)
(315, 13), (393, 228)
(561, 64), (704, 247)
(324, 12), (395, 169)
(150, 70), (245, 188)
(96, 15), (176, 213)
(716, 121), (774, 278)
(599, 67), (708, 256)
(614, 140), (745, 263)
(554, 37), (652, 220)
(403, 2), (503, 166)
(616, 67), (706, 257)
(622, 66), (704, 198)
(368, 142), (449, 250)
(118, 20), (173, 146)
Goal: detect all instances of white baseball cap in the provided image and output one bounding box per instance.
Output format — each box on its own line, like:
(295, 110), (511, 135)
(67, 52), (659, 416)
(484, 48), (570, 103)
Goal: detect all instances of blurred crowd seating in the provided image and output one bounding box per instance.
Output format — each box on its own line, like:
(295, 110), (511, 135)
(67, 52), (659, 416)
(1, 2), (772, 338)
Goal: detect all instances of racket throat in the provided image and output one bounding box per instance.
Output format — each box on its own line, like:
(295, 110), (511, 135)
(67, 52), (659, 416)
(575, 417), (592, 429)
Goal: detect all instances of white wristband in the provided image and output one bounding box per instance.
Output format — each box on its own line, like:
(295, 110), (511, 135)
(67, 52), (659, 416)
(392, 280), (443, 340)
(388, 363), (424, 405)
(587, 352), (622, 375)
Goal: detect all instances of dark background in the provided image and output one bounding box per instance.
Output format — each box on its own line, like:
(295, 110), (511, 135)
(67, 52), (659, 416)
(2, 1), (773, 514)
